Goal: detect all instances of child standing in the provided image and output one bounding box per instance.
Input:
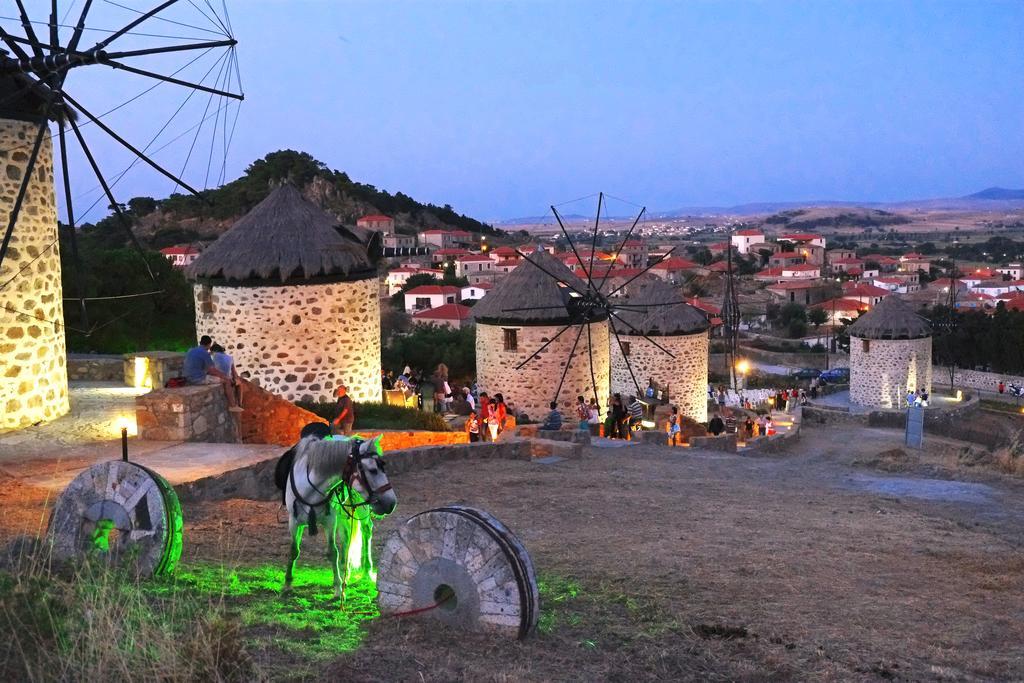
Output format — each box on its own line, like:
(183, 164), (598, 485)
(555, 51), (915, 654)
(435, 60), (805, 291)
(668, 405), (681, 446)
(465, 411), (480, 443)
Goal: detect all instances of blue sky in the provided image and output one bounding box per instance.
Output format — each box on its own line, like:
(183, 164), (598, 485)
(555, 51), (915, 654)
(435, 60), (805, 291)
(19, 0), (1024, 221)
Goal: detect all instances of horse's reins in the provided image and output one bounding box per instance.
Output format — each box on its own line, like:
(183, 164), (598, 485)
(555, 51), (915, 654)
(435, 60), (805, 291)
(289, 439), (391, 533)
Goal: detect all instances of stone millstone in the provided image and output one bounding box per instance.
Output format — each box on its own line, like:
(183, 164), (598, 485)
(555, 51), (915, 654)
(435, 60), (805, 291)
(47, 461), (183, 576)
(376, 505), (540, 638)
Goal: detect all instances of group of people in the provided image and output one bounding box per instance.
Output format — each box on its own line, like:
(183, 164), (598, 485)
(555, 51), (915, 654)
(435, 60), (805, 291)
(906, 387), (930, 407)
(464, 391), (509, 442)
(707, 410), (775, 439)
(183, 335), (243, 412)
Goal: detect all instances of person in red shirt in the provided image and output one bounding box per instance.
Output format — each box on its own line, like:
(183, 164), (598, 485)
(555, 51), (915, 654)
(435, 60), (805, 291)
(478, 392), (491, 442)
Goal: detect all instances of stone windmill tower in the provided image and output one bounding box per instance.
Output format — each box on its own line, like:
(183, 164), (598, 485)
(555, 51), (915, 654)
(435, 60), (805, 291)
(609, 277), (711, 422)
(848, 295), (932, 409)
(0, 79), (69, 431)
(186, 184), (382, 404)
(472, 249), (610, 421)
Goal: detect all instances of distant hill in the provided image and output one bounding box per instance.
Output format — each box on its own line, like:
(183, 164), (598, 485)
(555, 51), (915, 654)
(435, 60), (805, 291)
(83, 150), (501, 250)
(963, 187), (1024, 200)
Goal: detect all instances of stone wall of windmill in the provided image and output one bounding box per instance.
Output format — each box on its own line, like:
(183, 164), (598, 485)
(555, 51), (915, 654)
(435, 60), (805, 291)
(609, 331), (709, 423)
(475, 321), (610, 423)
(849, 337), (932, 409)
(193, 278), (382, 404)
(0, 118), (69, 431)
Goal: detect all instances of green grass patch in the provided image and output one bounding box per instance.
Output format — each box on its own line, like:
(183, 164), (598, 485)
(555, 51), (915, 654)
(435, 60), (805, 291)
(980, 399), (1024, 415)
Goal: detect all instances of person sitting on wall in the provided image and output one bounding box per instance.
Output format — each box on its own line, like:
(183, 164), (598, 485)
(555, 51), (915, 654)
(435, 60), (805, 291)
(541, 401), (563, 431)
(708, 412), (726, 436)
(184, 335), (242, 412)
(210, 343), (242, 408)
(332, 384), (355, 436)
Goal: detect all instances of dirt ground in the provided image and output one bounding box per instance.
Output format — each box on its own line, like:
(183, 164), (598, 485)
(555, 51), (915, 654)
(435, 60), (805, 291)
(4, 424), (1024, 681)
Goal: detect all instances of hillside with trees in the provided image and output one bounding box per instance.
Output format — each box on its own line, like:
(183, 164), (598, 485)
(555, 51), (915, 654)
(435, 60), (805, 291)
(78, 150), (500, 251)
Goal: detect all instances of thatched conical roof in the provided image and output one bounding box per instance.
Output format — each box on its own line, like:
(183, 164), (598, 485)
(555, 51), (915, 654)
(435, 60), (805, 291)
(472, 248), (591, 325)
(185, 183), (374, 284)
(611, 277), (710, 336)
(848, 295), (932, 340)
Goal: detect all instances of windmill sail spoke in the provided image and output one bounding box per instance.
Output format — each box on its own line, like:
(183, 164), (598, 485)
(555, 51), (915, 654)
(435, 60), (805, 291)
(102, 38), (236, 60)
(609, 310), (675, 358)
(68, 0), (96, 53)
(553, 323), (586, 406)
(610, 323), (643, 396)
(586, 322), (601, 417)
(0, 26), (33, 61)
(514, 324), (572, 370)
(57, 122), (90, 327)
(49, 1), (60, 53)
(514, 249), (586, 297)
(62, 91), (206, 198)
(92, 0), (183, 51)
(0, 108), (53, 269)
(605, 246), (677, 299)
(587, 192), (602, 288)
(99, 57), (243, 100)
(14, 0), (44, 59)
(597, 205), (645, 293)
(66, 112), (156, 281)
(551, 205), (598, 291)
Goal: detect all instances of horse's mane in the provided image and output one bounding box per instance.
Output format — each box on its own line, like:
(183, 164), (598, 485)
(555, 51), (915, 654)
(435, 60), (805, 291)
(295, 436), (356, 476)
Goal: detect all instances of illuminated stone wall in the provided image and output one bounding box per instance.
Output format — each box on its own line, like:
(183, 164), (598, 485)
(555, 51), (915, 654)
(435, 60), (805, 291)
(475, 320), (609, 423)
(193, 277), (381, 404)
(0, 118), (69, 431)
(849, 336), (932, 409)
(610, 330), (709, 423)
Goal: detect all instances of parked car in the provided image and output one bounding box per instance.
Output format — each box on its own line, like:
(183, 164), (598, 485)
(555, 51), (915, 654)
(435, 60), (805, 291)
(818, 367), (850, 384)
(791, 368), (820, 380)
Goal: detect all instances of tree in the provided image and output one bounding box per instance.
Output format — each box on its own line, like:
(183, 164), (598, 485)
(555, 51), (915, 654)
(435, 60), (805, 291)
(778, 302), (807, 327)
(128, 197), (158, 217)
(786, 319), (807, 339)
(381, 325), (476, 382)
(808, 307), (828, 329)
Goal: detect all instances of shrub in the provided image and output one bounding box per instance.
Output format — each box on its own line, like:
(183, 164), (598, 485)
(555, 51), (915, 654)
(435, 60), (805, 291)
(296, 401), (450, 432)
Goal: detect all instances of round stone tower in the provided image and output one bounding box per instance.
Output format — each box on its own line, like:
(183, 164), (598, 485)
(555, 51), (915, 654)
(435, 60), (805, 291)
(848, 295), (932, 409)
(0, 80), (69, 431)
(472, 250), (609, 422)
(185, 184), (381, 404)
(609, 277), (711, 423)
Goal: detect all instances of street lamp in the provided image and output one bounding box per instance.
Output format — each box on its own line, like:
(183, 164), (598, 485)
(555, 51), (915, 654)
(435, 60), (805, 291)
(735, 359), (750, 390)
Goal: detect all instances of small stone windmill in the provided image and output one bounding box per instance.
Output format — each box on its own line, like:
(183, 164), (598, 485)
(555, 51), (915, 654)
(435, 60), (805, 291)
(0, 3), (241, 430)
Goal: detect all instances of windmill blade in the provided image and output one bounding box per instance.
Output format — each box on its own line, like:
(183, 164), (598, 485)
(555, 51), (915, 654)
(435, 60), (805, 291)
(552, 323), (586, 406)
(0, 104), (54, 268)
(66, 111), (156, 281)
(514, 323), (572, 370)
(91, 0), (183, 51)
(551, 205), (598, 292)
(610, 322), (643, 397)
(48, 0), (59, 54)
(586, 322), (602, 417)
(67, 0), (96, 53)
(514, 249), (586, 297)
(61, 91), (206, 198)
(586, 192), (602, 286)
(609, 310), (675, 358)
(13, 0), (44, 59)
(0, 26), (33, 61)
(597, 205), (645, 293)
(98, 57), (243, 100)
(604, 246), (677, 299)
(102, 38), (236, 60)
(57, 121), (89, 327)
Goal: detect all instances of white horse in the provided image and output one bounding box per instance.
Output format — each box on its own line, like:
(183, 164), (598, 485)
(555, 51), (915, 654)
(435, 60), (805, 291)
(283, 433), (397, 600)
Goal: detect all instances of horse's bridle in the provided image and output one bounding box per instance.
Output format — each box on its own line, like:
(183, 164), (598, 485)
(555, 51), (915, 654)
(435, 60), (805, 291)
(341, 439), (393, 515)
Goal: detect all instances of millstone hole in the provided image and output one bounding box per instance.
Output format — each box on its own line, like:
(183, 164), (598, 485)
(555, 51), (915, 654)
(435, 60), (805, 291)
(434, 584), (458, 611)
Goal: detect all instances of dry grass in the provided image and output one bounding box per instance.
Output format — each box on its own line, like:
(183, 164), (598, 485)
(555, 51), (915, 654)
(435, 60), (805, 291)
(993, 439), (1024, 477)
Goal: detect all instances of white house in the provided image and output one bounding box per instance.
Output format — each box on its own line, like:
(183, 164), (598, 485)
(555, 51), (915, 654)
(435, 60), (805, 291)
(356, 214), (394, 234)
(997, 263), (1023, 280)
(461, 283), (493, 301)
(383, 233), (416, 249)
(419, 230), (456, 249)
(403, 284), (460, 313)
(385, 266), (442, 296)
(731, 229), (765, 255)
(971, 280), (1024, 298)
(455, 253), (496, 278)
(778, 233), (826, 250)
(159, 245), (200, 268)
(871, 277), (916, 294)
(842, 282), (890, 306)
(780, 264), (821, 280)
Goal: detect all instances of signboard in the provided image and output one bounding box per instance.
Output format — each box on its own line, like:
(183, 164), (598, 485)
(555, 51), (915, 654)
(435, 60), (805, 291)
(905, 406), (924, 449)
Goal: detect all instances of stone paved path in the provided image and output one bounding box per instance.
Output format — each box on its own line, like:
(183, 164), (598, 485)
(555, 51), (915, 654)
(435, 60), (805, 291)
(0, 381), (282, 491)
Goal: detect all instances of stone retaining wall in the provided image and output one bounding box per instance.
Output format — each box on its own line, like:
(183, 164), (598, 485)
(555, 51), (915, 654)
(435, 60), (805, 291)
(174, 438), (572, 503)
(123, 351), (184, 389)
(933, 366), (1024, 394)
(67, 354), (124, 382)
(136, 384), (238, 443)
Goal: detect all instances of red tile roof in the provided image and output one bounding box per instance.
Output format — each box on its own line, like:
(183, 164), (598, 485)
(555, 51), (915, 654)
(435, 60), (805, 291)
(358, 214), (392, 222)
(160, 246), (199, 255)
(782, 264), (820, 272)
(767, 280), (827, 290)
(843, 282), (890, 297)
(405, 285), (461, 296)
(457, 254), (494, 262)
(811, 298), (868, 312)
(412, 303), (473, 321)
(651, 256), (700, 271)
(773, 251), (803, 259)
(734, 229), (764, 236)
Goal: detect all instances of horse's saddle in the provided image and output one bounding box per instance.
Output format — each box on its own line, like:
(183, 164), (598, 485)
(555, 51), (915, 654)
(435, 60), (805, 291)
(274, 421), (333, 505)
